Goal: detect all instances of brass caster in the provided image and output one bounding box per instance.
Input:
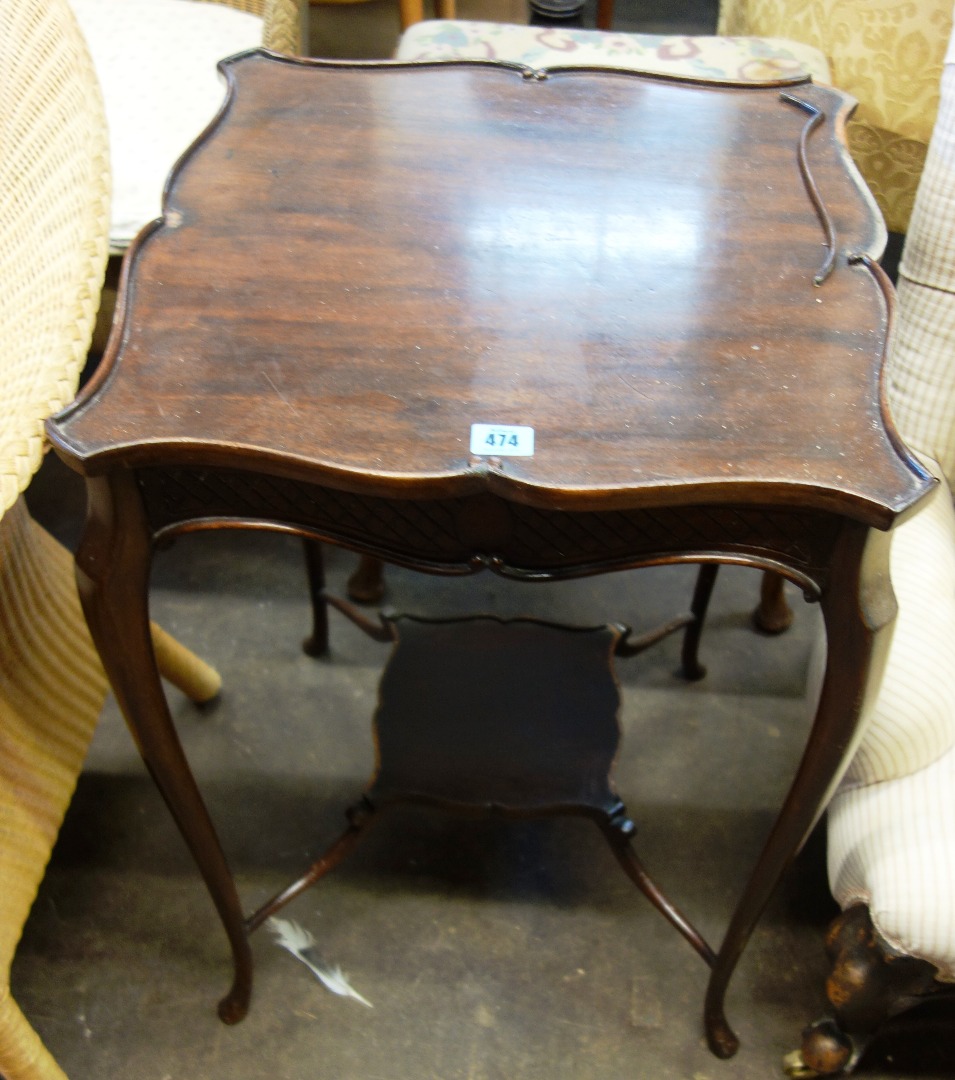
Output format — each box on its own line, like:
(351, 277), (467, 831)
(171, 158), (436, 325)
(799, 1019), (855, 1076)
(783, 1049), (820, 1079)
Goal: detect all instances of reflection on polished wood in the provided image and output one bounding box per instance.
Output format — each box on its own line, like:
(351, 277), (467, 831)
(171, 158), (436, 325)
(47, 57), (932, 1059)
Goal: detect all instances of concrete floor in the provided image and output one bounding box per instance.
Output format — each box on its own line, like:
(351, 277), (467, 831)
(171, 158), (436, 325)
(12, 1), (955, 1078)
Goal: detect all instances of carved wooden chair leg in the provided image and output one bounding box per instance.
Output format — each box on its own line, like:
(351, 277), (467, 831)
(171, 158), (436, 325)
(784, 905), (945, 1077)
(347, 554), (386, 604)
(150, 620), (221, 702)
(301, 537), (329, 657)
(754, 569), (794, 634)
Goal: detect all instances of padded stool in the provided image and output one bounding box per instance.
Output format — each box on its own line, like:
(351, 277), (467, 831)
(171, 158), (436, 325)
(395, 20), (831, 85)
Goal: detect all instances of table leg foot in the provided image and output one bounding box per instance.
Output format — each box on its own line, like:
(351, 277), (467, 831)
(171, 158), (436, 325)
(217, 976), (252, 1025)
(705, 1009), (740, 1058)
(76, 474), (257, 1024)
(699, 524), (894, 1063)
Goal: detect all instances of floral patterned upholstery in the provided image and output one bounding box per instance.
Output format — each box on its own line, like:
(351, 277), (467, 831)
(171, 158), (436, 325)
(396, 20), (831, 84)
(718, 0), (954, 233)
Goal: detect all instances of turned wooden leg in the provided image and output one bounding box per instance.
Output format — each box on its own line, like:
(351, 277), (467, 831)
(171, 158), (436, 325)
(301, 537), (329, 657)
(704, 524), (896, 1059)
(595, 0), (613, 29)
(788, 905), (944, 1076)
(680, 562), (718, 681)
(754, 570), (794, 634)
(398, 0), (425, 30)
(347, 554), (386, 604)
(76, 474), (252, 1023)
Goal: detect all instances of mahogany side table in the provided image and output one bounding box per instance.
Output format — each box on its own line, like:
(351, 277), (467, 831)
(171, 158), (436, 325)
(47, 55), (933, 1059)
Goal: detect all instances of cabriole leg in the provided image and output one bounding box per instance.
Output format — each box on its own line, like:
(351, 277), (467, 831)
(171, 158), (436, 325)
(704, 525), (896, 1059)
(75, 473), (253, 1023)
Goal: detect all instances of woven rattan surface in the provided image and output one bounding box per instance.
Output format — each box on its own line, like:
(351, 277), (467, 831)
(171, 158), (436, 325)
(0, 500), (108, 1080)
(0, 1), (110, 1076)
(0, 0), (110, 516)
(202, 0), (304, 55)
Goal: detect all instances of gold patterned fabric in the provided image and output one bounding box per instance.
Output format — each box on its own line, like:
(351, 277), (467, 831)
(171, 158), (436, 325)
(718, 0), (954, 233)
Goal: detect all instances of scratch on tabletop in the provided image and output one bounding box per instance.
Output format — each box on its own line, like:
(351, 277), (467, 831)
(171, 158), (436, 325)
(615, 371), (649, 399)
(262, 370), (299, 414)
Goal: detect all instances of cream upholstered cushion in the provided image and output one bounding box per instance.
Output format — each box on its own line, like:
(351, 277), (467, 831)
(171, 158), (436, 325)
(718, 0), (954, 234)
(828, 736), (955, 981)
(840, 462), (955, 790)
(395, 20), (831, 84)
(71, 0), (266, 252)
(818, 466), (955, 977)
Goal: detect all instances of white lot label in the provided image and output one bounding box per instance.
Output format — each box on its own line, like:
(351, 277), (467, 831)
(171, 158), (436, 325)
(469, 424), (535, 457)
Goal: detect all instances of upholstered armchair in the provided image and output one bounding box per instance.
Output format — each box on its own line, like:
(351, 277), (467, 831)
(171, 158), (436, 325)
(0, 0), (221, 1076)
(787, 25), (955, 1077)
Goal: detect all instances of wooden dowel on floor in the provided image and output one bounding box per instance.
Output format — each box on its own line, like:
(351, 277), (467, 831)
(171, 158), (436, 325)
(150, 621), (222, 703)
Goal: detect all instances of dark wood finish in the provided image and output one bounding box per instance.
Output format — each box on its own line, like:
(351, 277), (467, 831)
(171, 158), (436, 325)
(248, 614), (717, 964)
(788, 905), (955, 1076)
(754, 569), (795, 634)
(46, 58), (932, 1057)
(300, 537), (329, 656)
(345, 553), (385, 604)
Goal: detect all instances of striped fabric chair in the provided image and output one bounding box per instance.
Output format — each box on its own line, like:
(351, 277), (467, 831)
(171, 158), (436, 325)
(794, 25), (955, 1077)
(0, 1), (221, 1076)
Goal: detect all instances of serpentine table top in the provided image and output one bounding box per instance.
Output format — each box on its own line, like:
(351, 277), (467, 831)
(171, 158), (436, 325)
(48, 53), (932, 1061)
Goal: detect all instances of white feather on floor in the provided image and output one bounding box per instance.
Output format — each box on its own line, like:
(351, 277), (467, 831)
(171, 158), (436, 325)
(268, 917), (373, 1008)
